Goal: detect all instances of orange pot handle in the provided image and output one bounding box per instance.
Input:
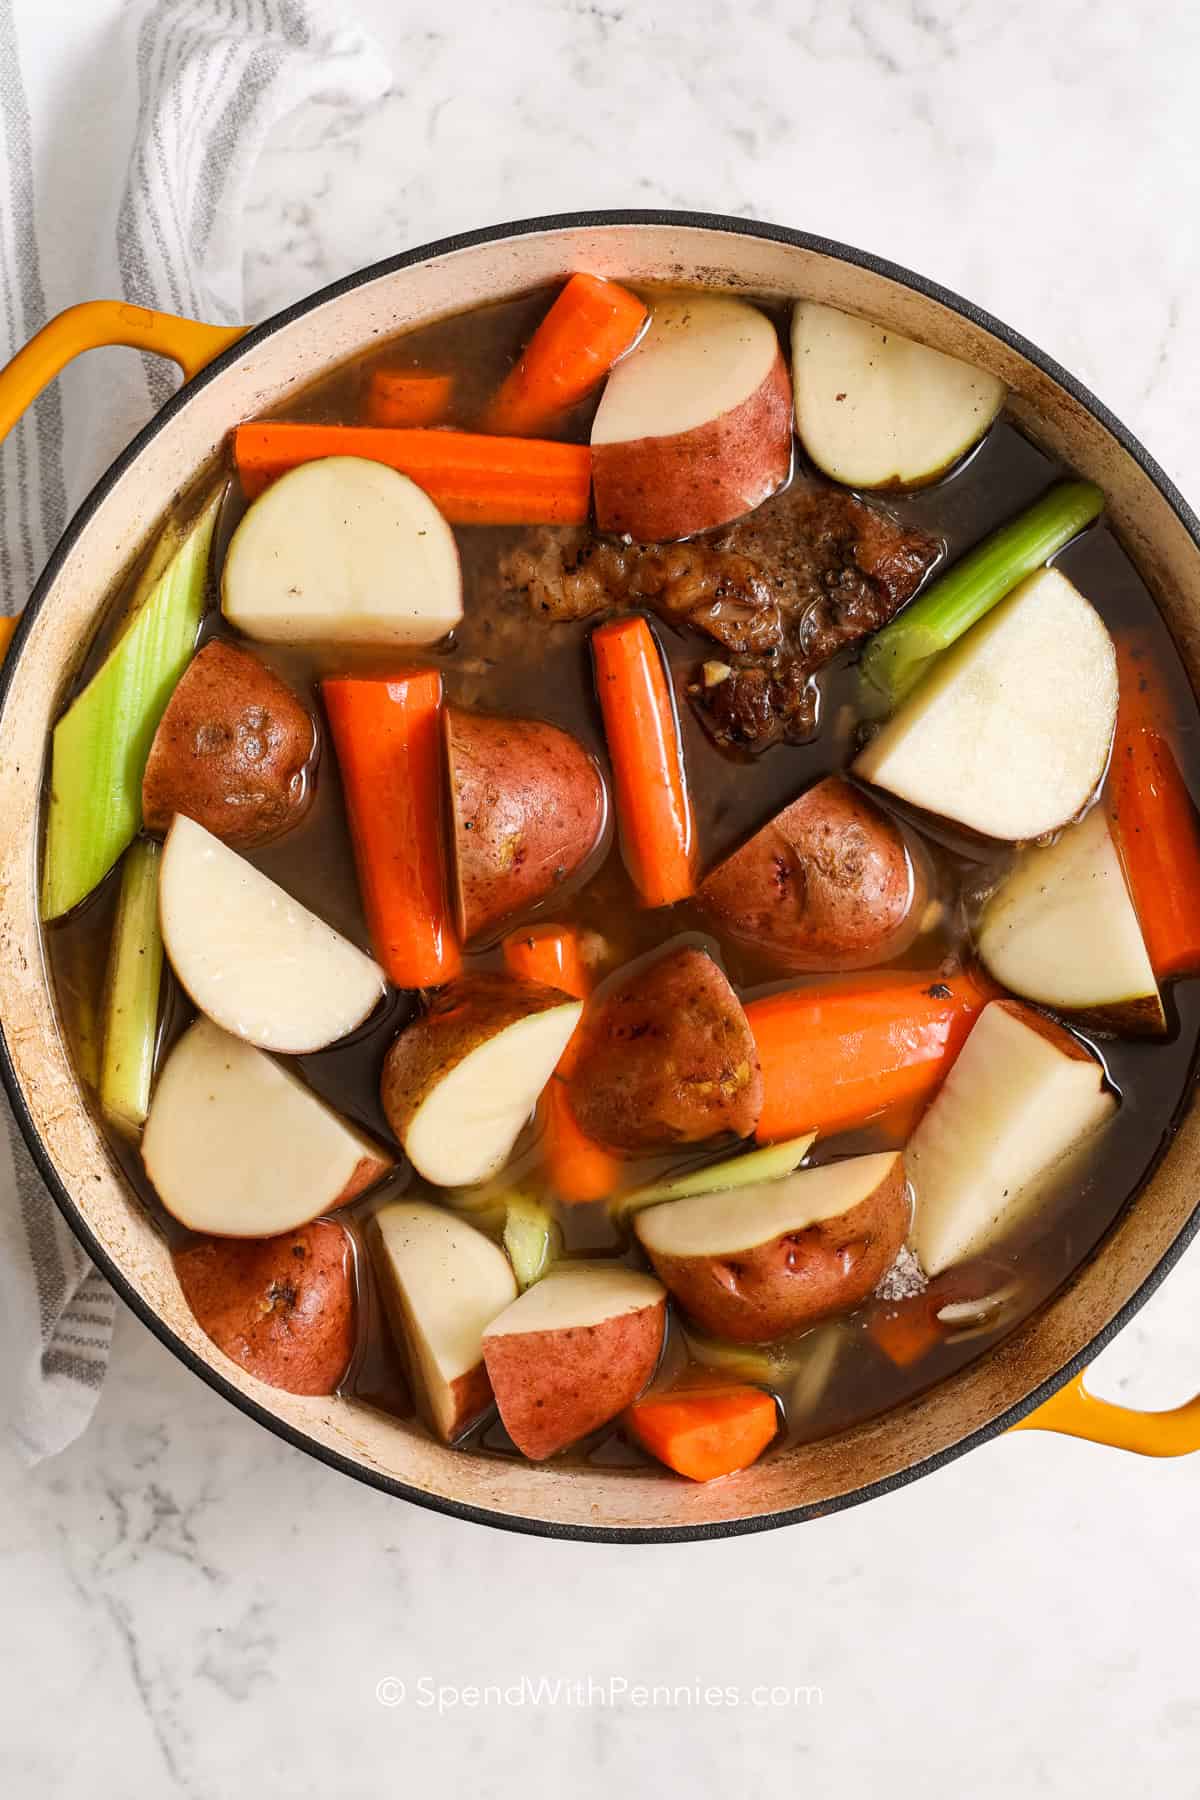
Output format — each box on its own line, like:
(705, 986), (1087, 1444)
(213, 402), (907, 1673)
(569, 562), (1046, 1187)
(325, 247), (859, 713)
(1012, 1369), (1200, 1457)
(0, 301), (244, 661)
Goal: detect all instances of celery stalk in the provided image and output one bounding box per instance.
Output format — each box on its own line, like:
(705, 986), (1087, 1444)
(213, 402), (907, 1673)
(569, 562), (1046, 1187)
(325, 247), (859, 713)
(124, 510), (188, 622)
(41, 491), (220, 920)
(99, 838), (164, 1137)
(503, 1193), (562, 1290)
(860, 480), (1104, 711)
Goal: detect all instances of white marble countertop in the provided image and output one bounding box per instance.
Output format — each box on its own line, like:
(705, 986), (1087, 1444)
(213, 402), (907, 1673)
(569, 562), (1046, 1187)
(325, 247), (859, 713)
(5, 2), (1200, 1794)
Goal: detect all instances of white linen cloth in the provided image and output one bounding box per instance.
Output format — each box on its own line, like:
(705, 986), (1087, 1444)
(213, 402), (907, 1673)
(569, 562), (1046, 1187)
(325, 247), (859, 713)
(0, 0), (389, 1464)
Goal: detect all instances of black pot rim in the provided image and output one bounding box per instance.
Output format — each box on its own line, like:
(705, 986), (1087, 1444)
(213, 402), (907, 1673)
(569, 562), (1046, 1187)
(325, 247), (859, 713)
(3, 207), (1198, 1544)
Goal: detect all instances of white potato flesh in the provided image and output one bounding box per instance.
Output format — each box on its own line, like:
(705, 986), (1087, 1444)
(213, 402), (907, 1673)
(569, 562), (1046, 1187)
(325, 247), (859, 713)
(373, 1201), (517, 1441)
(221, 456), (462, 646)
(591, 295), (780, 444)
(635, 1151), (904, 1258)
(791, 301), (1005, 488)
(853, 568), (1117, 841)
(908, 1000), (1116, 1276)
(977, 804), (1164, 1030)
(622, 1132), (817, 1211)
(483, 1265), (665, 1339)
(404, 1002), (582, 1187)
(143, 1017), (390, 1235)
(159, 814), (386, 1054)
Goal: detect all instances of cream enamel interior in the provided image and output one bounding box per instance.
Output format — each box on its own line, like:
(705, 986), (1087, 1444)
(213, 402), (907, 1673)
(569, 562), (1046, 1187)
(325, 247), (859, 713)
(3, 220), (1200, 1535)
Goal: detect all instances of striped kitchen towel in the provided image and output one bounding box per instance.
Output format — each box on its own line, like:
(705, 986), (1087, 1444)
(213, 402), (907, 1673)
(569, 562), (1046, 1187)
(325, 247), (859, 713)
(0, 0), (389, 1466)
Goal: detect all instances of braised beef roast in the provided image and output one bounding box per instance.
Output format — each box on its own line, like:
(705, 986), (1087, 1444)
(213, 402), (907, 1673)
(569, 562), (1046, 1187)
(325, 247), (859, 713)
(499, 478), (939, 747)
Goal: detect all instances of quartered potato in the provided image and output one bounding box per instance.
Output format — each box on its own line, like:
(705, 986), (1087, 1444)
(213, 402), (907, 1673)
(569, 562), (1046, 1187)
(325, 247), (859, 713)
(174, 1221), (356, 1396)
(591, 294), (792, 541)
(568, 946), (763, 1153)
(142, 638), (316, 848)
(697, 776), (923, 972)
(446, 704), (606, 943)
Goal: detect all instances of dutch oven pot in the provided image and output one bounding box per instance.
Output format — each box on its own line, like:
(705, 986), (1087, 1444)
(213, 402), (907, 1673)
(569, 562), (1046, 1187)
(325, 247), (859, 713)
(2, 213), (1199, 1542)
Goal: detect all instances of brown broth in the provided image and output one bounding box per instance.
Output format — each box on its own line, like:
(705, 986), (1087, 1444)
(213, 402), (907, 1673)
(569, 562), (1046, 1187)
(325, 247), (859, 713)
(43, 283), (1200, 1469)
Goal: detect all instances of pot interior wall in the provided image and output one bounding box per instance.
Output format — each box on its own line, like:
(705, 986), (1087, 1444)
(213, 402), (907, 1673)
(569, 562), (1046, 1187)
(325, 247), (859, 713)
(2, 220), (1198, 1533)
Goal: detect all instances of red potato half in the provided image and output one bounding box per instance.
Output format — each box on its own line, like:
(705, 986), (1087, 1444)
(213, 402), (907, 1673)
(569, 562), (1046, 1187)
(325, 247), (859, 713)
(568, 945), (763, 1153)
(590, 295), (793, 541)
(371, 1200), (518, 1442)
(697, 777), (924, 972)
(635, 1151), (909, 1342)
(381, 973), (582, 1186)
(159, 814), (387, 1054)
(446, 705), (607, 944)
(143, 1017), (392, 1236)
(482, 1265), (667, 1459)
(142, 639), (316, 848)
(222, 455), (463, 646)
(173, 1221), (356, 1396)
(907, 1000), (1116, 1276)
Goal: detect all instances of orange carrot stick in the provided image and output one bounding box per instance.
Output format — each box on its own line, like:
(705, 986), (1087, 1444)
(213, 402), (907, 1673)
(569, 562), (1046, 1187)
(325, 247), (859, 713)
(503, 923), (620, 1203)
(484, 273), (647, 437)
(233, 423), (591, 526)
(747, 968), (992, 1144)
(592, 615), (694, 908)
(322, 672), (460, 988)
(502, 923), (590, 1000)
(625, 1385), (778, 1482)
(365, 370), (455, 428)
(1108, 636), (1200, 979)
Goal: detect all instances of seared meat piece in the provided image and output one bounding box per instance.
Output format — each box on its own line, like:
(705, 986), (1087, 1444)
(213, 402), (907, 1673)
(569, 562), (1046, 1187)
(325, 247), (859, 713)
(508, 534), (782, 655)
(696, 661), (819, 748)
(499, 478), (939, 748)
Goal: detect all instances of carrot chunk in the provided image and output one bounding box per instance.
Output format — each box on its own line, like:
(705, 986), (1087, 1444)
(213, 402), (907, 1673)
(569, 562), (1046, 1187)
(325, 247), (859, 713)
(626, 1385), (778, 1482)
(747, 968), (992, 1143)
(484, 272), (647, 436)
(322, 672), (460, 988)
(233, 423), (591, 525)
(502, 923), (590, 1001)
(591, 616), (695, 907)
(1108, 636), (1200, 979)
(502, 923), (620, 1203)
(364, 370), (455, 428)
(867, 1299), (944, 1368)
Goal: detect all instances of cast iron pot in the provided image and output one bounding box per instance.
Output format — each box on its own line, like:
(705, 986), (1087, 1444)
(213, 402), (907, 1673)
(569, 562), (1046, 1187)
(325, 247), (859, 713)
(2, 212), (1199, 1542)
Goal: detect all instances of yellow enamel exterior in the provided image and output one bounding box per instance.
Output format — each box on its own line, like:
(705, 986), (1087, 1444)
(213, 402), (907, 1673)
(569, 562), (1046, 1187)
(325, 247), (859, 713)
(0, 302), (242, 655)
(1014, 1372), (1200, 1455)
(0, 301), (243, 441)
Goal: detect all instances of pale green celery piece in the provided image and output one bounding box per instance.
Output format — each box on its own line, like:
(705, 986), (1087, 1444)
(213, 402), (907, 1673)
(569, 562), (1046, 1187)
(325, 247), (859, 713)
(41, 490), (220, 920)
(503, 1193), (563, 1290)
(680, 1330), (788, 1387)
(124, 510), (187, 622)
(614, 1130), (817, 1218)
(99, 838), (164, 1137)
(859, 479), (1105, 712)
(787, 1324), (845, 1419)
(444, 1187), (508, 1236)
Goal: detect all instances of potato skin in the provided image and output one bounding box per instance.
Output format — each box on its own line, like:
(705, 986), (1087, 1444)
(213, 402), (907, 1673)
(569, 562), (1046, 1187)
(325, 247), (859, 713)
(380, 972), (574, 1142)
(592, 350), (793, 542)
(447, 706), (606, 943)
(568, 946), (762, 1152)
(484, 1298), (666, 1460)
(697, 777), (923, 972)
(142, 638), (316, 847)
(173, 1221), (355, 1394)
(640, 1159), (910, 1343)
